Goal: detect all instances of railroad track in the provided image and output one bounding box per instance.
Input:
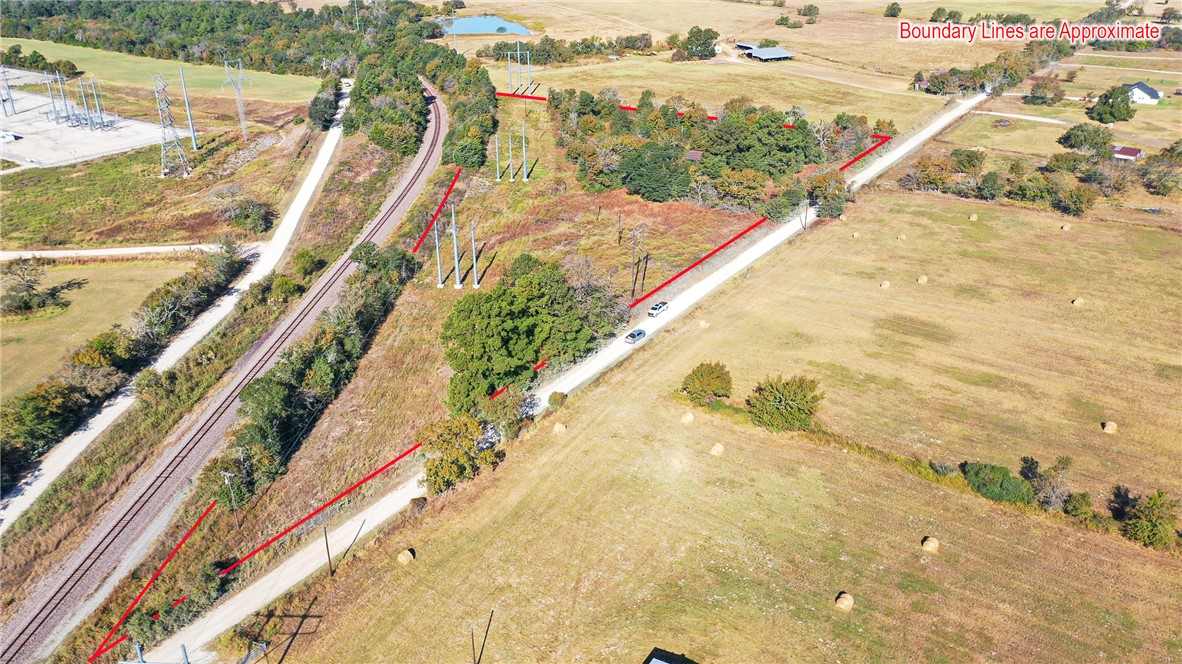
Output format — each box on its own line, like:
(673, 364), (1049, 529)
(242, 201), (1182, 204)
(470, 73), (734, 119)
(0, 85), (446, 664)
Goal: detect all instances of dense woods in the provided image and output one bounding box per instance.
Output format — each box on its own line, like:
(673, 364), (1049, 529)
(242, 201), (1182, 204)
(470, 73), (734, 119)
(547, 87), (899, 218)
(477, 33), (654, 64)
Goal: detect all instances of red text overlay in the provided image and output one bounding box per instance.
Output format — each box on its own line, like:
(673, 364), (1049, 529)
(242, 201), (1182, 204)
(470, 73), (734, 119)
(898, 20), (1161, 45)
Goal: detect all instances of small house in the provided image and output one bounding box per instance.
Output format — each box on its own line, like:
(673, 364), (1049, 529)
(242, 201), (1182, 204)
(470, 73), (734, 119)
(1121, 82), (1161, 105)
(745, 46), (794, 62)
(1112, 145), (1144, 162)
(685, 149), (703, 162)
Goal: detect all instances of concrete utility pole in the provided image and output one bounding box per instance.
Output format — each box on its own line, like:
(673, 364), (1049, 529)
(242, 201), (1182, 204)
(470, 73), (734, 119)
(495, 133), (501, 182)
(470, 220), (480, 288)
(179, 67), (198, 150)
(508, 127), (515, 182)
(433, 220), (445, 288)
(451, 204), (463, 289)
(526, 50), (532, 92)
(521, 119), (528, 182)
(44, 72), (60, 123)
(506, 52), (513, 92)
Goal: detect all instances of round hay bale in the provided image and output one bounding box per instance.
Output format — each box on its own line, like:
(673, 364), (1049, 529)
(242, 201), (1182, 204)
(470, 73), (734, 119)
(710, 443), (724, 457)
(1102, 421), (1118, 434)
(897, 234), (907, 241)
(698, 320), (710, 329)
(921, 536), (940, 553)
(917, 275), (928, 284)
(851, 232), (860, 239)
(1071, 298), (1084, 306)
(553, 422), (567, 433)
(834, 592), (854, 612)
(1061, 223), (1072, 231)
(879, 280), (891, 289)
(397, 548), (416, 565)
(968, 213), (978, 221)
(839, 214), (848, 222)
(681, 411), (695, 423)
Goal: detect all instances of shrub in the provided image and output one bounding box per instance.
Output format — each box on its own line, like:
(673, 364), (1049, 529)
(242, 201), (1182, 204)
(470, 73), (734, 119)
(1120, 490), (1179, 550)
(746, 374), (823, 432)
(681, 361), (733, 407)
(292, 248), (326, 280)
(548, 391), (567, 408)
(231, 200), (275, 233)
(962, 461), (1035, 504)
(1064, 491), (1094, 519)
(929, 461), (958, 476)
(292, 115), (305, 125)
(885, 2), (902, 17)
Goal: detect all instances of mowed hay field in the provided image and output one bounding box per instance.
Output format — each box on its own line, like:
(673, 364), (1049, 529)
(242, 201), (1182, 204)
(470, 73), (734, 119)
(279, 236), (1182, 661)
(0, 258), (195, 399)
(4, 39), (318, 103)
(489, 56), (946, 132)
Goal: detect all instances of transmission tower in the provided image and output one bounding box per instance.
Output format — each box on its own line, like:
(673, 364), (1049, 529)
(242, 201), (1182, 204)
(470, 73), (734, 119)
(153, 74), (192, 178)
(223, 59), (250, 141)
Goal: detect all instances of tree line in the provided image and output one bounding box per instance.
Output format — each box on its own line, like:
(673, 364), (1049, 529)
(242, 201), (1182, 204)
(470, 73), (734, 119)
(0, 44), (78, 76)
(901, 129), (1181, 215)
(476, 33), (654, 64)
(0, 243), (247, 490)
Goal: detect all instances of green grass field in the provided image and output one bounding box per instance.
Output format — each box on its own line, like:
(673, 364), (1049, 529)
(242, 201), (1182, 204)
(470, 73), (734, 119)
(939, 112), (1071, 156)
(265, 190), (1182, 663)
(5, 39), (319, 103)
(1, 258), (195, 400)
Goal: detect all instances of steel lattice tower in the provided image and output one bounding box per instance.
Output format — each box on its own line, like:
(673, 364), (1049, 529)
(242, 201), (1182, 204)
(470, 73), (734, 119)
(153, 74), (191, 178)
(223, 59), (249, 141)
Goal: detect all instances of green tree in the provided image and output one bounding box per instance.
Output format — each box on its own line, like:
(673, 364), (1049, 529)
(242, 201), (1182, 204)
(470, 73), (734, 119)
(1087, 85), (1137, 123)
(1120, 490), (1179, 549)
(746, 374), (823, 432)
(1054, 184), (1099, 216)
(715, 168), (766, 209)
(978, 171), (1004, 200)
(1058, 123), (1114, 156)
(962, 462), (1035, 504)
(1140, 138), (1182, 196)
(681, 361), (733, 407)
(930, 7), (948, 21)
(619, 142), (691, 202)
(758, 38), (780, 47)
(950, 148), (985, 175)
(798, 4), (821, 17)
(477, 384), (527, 442)
(292, 248), (326, 280)
(681, 26), (720, 60)
(1064, 492), (1095, 519)
(885, 3), (902, 17)
(1025, 78), (1065, 106)
(1161, 7), (1180, 23)
(420, 415), (497, 494)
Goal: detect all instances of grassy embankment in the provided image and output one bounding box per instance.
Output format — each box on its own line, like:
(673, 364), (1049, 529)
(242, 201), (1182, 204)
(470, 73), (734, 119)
(4, 39), (318, 103)
(1, 258), (196, 399)
(251, 192), (1182, 663)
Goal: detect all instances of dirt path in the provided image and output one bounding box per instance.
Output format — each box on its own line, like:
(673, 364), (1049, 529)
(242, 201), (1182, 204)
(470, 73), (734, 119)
(972, 110), (1073, 126)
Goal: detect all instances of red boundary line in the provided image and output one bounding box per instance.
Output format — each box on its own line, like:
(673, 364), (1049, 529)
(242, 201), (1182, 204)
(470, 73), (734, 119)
(219, 443), (422, 577)
(171, 595), (187, 607)
(89, 501), (217, 662)
(839, 134), (891, 171)
(496, 91), (548, 101)
(500, 91), (894, 166)
(412, 167), (463, 253)
(630, 217), (768, 309)
(489, 360), (549, 400)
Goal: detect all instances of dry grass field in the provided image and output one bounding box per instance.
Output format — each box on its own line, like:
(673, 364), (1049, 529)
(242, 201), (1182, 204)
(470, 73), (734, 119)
(488, 55), (947, 132)
(1, 125), (320, 249)
(0, 258), (195, 399)
(261, 192), (1182, 664)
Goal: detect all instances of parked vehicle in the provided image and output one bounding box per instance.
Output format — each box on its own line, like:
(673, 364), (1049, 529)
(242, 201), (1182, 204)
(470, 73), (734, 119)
(647, 301), (669, 317)
(625, 329), (646, 344)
